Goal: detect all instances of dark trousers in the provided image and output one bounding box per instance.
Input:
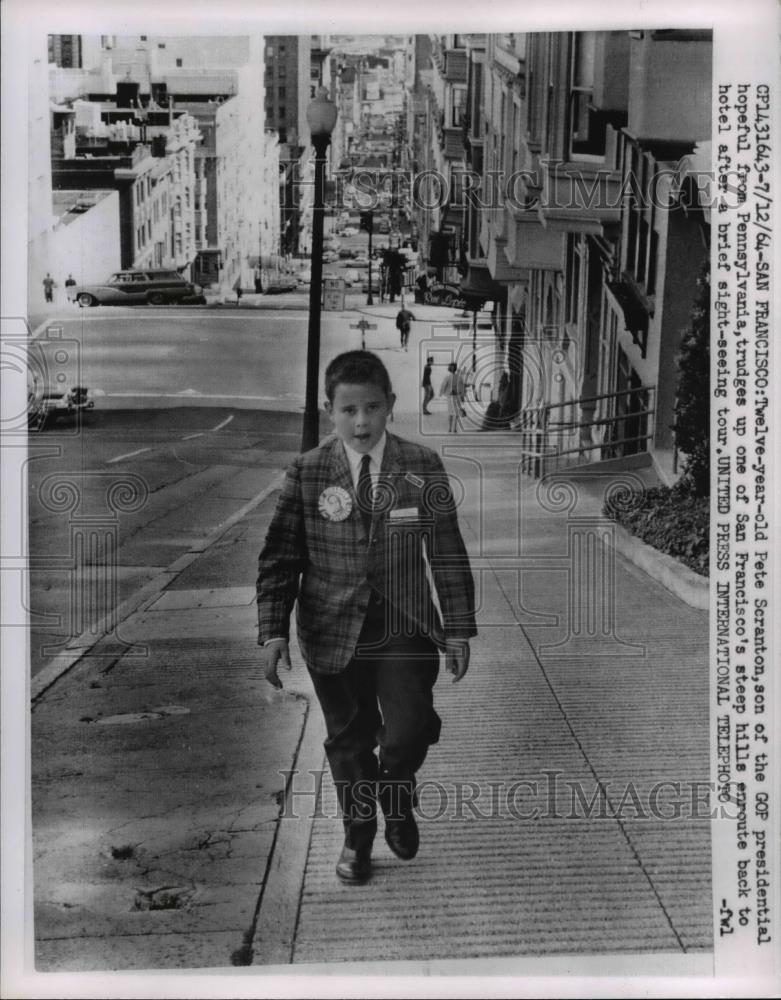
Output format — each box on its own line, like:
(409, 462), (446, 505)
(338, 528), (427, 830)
(308, 596), (441, 849)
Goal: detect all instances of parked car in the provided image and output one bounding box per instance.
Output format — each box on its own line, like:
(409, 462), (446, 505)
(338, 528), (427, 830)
(263, 274), (298, 294)
(425, 282), (467, 308)
(27, 370), (95, 430)
(290, 268), (310, 285)
(322, 250), (340, 263)
(342, 268), (367, 286)
(351, 253), (370, 268)
(341, 225), (359, 237)
(338, 247), (357, 259)
(73, 269), (203, 307)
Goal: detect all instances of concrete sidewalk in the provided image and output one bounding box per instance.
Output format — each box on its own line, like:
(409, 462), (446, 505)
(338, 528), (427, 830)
(31, 315), (711, 973)
(263, 427), (712, 968)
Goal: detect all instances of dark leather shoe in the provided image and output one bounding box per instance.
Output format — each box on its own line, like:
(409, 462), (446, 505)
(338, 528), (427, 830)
(336, 844), (372, 884)
(384, 814), (419, 860)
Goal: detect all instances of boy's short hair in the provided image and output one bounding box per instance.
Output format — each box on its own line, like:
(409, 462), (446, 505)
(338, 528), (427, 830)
(324, 351), (393, 402)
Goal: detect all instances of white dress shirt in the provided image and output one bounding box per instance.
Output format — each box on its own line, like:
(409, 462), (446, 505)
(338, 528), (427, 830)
(341, 432), (386, 493)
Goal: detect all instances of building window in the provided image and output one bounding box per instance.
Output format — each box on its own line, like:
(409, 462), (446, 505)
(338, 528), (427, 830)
(451, 88), (466, 128)
(278, 105), (286, 119)
(278, 86), (286, 100)
(140, 35), (147, 41)
(568, 32), (607, 158)
(565, 234), (581, 325)
(176, 58), (183, 68)
(624, 145), (656, 294)
(511, 101), (520, 175)
(499, 91), (506, 171)
(158, 43), (166, 49)
(527, 38), (541, 144)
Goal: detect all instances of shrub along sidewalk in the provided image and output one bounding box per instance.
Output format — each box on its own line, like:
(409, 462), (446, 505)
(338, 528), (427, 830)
(606, 482), (709, 577)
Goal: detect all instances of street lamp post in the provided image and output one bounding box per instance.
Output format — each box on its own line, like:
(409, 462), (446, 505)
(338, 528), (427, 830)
(301, 89), (338, 453)
(366, 218), (374, 306)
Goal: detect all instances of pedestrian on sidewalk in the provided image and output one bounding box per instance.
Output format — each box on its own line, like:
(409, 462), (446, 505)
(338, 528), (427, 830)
(395, 304), (415, 351)
(440, 362), (466, 433)
(414, 270), (428, 305)
(64, 274), (77, 303)
(234, 275), (243, 305)
(257, 350), (477, 886)
(421, 355), (434, 414)
(42, 273), (56, 303)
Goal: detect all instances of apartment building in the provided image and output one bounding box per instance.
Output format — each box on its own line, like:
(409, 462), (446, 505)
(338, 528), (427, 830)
(413, 34), (471, 283)
(51, 85), (201, 273)
(263, 36), (312, 258)
(42, 35), (280, 296)
(456, 29), (712, 483)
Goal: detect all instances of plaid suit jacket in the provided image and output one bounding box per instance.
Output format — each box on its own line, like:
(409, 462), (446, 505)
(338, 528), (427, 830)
(256, 432), (477, 674)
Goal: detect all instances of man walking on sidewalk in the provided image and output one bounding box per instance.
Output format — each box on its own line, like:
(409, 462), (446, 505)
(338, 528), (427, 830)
(395, 304), (415, 351)
(42, 273), (56, 303)
(421, 355), (434, 414)
(256, 350), (477, 885)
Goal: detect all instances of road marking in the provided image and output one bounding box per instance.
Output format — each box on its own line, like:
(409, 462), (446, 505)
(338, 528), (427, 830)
(106, 447), (152, 464)
(30, 471), (286, 702)
(180, 416), (233, 439)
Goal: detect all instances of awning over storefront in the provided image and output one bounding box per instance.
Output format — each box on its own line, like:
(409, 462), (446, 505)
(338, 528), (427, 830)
(459, 263), (504, 306)
(607, 277), (650, 357)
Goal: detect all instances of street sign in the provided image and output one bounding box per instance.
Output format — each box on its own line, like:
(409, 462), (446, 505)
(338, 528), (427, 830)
(349, 318), (378, 350)
(323, 277), (346, 311)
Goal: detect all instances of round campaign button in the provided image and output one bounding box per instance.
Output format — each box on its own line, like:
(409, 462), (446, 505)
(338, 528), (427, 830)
(318, 485), (353, 522)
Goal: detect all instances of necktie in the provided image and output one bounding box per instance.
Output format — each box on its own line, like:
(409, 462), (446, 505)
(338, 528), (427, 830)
(358, 453), (373, 536)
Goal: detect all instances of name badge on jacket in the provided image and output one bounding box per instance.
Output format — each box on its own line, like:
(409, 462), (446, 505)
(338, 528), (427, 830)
(389, 507), (419, 521)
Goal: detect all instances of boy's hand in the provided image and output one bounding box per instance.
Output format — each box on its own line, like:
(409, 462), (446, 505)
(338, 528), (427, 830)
(444, 640), (470, 683)
(261, 639), (292, 689)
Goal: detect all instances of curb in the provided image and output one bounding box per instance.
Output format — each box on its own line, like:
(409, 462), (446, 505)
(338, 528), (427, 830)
(611, 520), (709, 610)
(30, 471), (285, 702)
(250, 688), (326, 966)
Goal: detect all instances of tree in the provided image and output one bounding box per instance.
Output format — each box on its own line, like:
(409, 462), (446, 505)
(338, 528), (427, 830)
(673, 257), (710, 497)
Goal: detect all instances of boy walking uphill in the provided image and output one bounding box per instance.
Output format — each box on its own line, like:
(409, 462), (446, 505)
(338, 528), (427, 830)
(257, 351), (477, 885)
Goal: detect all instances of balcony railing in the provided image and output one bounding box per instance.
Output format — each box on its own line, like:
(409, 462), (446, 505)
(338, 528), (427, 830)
(513, 384), (656, 477)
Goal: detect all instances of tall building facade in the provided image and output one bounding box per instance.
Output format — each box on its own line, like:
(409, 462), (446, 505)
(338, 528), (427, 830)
(264, 36), (310, 146)
(41, 34), (280, 296)
(263, 36), (312, 258)
(416, 30), (711, 483)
